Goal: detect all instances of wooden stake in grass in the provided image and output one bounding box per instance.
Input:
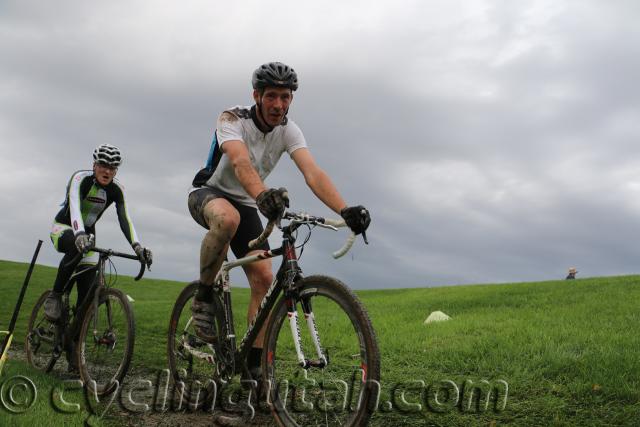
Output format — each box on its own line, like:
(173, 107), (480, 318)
(0, 240), (42, 375)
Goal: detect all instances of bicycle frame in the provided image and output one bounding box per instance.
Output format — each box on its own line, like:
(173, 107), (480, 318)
(170, 211), (379, 426)
(56, 248), (141, 356)
(214, 220), (331, 377)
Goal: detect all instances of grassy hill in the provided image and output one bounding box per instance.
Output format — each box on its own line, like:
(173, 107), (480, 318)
(0, 260), (639, 426)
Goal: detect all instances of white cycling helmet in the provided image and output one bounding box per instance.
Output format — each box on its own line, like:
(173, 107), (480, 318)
(93, 144), (122, 167)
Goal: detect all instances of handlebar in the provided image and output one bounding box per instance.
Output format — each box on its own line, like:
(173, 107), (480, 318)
(248, 211), (358, 259)
(63, 244), (148, 281)
(248, 220), (277, 250)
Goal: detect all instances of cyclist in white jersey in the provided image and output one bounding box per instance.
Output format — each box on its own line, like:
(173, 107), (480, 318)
(187, 62), (371, 380)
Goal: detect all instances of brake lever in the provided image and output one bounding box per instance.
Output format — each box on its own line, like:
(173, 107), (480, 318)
(357, 209), (370, 245)
(316, 222), (338, 231)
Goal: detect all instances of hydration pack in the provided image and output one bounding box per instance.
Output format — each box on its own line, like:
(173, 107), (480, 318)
(192, 131), (222, 187)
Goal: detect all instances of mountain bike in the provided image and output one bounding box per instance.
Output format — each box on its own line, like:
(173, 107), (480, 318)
(25, 245), (148, 396)
(168, 211), (380, 426)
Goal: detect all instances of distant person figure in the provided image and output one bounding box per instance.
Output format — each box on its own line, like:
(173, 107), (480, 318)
(566, 267), (577, 280)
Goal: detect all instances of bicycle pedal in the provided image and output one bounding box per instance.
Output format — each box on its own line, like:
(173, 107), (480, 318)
(186, 334), (204, 347)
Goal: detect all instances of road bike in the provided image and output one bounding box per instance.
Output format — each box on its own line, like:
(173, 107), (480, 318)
(168, 211), (380, 426)
(25, 245), (148, 396)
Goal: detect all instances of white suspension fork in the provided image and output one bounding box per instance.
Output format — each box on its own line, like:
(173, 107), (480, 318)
(286, 304), (307, 367)
(304, 311), (327, 365)
(287, 299), (328, 368)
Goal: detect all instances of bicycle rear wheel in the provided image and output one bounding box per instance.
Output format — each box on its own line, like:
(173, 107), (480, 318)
(25, 290), (58, 372)
(77, 287), (135, 396)
(264, 275), (380, 427)
(167, 281), (225, 410)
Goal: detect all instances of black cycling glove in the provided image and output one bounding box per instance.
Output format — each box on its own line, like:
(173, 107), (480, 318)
(75, 232), (94, 253)
(132, 243), (153, 266)
(340, 205), (371, 235)
(256, 187), (289, 221)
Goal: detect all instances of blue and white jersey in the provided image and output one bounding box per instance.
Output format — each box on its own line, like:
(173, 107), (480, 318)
(192, 105), (307, 206)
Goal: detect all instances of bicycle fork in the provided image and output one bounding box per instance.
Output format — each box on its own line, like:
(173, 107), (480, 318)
(287, 297), (328, 369)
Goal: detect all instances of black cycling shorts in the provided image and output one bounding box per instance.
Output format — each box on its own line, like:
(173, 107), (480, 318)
(188, 187), (269, 258)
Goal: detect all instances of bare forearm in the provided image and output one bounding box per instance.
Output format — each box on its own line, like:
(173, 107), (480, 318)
(233, 158), (266, 199)
(306, 169), (346, 214)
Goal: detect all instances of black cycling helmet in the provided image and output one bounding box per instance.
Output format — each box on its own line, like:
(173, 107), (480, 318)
(252, 62), (298, 91)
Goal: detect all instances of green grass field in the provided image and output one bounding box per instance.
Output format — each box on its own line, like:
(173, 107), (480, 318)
(1, 259), (639, 426)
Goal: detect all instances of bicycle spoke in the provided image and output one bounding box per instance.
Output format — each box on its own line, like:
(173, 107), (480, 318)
(79, 289), (134, 396)
(266, 277), (379, 426)
(26, 291), (62, 373)
(167, 282), (222, 410)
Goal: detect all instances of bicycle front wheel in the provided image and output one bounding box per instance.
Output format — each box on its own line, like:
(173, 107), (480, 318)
(78, 287), (135, 396)
(264, 275), (380, 427)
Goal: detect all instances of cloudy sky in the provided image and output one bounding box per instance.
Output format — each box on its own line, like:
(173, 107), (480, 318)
(2, 0), (640, 289)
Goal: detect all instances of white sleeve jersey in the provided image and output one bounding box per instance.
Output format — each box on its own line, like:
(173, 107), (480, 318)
(199, 105), (307, 206)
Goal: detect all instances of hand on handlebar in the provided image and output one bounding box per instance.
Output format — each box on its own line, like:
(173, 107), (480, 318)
(75, 232), (95, 254)
(340, 205), (371, 244)
(132, 243), (153, 267)
(256, 187), (289, 221)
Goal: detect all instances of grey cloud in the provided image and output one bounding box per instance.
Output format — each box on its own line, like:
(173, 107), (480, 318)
(2, 1), (640, 289)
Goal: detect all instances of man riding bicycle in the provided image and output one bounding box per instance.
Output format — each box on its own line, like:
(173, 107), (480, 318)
(44, 144), (152, 322)
(187, 61), (371, 381)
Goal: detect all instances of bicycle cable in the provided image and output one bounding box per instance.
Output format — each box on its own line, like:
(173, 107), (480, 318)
(295, 223), (313, 260)
(106, 257), (118, 288)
